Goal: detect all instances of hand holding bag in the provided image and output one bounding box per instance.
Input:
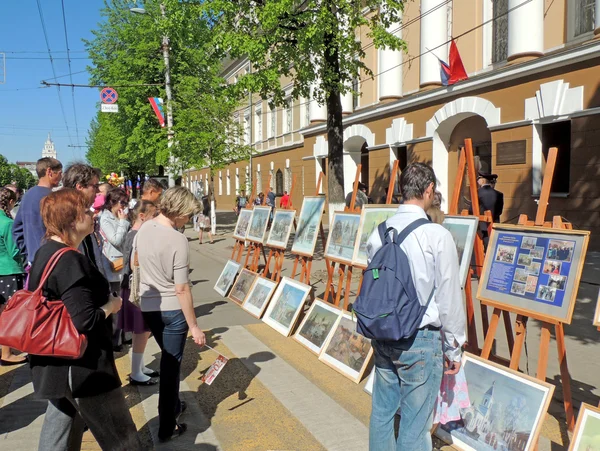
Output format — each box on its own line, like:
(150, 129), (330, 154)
(0, 247), (88, 359)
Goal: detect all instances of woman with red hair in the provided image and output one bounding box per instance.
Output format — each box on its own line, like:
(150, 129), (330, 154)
(28, 188), (141, 450)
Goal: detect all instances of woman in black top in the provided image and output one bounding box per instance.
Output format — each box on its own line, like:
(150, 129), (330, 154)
(28, 189), (141, 451)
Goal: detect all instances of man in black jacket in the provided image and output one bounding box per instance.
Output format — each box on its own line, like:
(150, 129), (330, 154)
(477, 172), (504, 249)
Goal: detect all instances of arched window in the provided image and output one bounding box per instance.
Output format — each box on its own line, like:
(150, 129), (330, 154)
(276, 169), (284, 196)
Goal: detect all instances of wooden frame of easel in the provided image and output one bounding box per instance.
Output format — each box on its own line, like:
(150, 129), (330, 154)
(244, 176), (273, 272)
(449, 138), (514, 356)
(263, 174), (297, 282)
(478, 147), (582, 433)
(290, 172), (327, 287)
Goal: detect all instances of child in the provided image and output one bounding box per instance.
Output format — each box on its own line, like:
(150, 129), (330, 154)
(432, 352), (471, 429)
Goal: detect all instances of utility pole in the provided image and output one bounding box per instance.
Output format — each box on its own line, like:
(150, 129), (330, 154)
(160, 3), (176, 187)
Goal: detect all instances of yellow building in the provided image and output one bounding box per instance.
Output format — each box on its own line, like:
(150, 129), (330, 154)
(183, 0), (600, 249)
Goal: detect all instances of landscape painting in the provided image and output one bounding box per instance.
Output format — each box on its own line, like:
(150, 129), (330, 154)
(242, 277), (278, 318)
(319, 313), (373, 383)
(324, 212), (361, 265)
(442, 216), (479, 287)
(294, 299), (341, 355)
(263, 277), (311, 336)
(291, 196), (326, 257)
(569, 403), (600, 451)
(214, 260), (241, 297)
(246, 206), (271, 243)
(266, 209), (296, 249)
(233, 209), (253, 241)
(436, 353), (554, 451)
(352, 205), (397, 268)
(228, 269), (258, 305)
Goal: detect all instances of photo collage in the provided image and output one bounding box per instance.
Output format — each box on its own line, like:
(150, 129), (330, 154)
(488, 232), (576, 308)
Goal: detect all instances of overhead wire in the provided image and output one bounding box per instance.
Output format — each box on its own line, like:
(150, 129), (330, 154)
(60, 0), (81, 147)
(35, 0), (74, 152)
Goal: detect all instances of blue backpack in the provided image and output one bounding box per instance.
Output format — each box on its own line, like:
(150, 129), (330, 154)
(353, 218), (433, 341)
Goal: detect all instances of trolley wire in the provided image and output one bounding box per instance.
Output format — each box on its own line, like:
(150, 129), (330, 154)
(60, 0), (81, 147)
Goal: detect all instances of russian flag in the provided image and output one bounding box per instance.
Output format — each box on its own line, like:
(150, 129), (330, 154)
(437, 40), (468, 86)
(148, 97), (166, 127)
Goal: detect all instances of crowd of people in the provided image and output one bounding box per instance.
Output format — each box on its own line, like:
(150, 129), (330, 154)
(0, 157), (206, 449)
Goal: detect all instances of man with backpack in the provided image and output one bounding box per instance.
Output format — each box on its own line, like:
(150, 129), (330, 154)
(235, 190), (248, 215)
(356, 163), (465, 451)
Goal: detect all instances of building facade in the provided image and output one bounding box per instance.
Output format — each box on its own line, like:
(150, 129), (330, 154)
(183, 0), (600, 248)
(42, 133), (57, 160)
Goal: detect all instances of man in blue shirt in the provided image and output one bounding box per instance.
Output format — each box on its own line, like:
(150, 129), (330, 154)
(12, 158), (63, 264)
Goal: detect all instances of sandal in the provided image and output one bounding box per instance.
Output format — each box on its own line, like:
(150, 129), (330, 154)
(158, 423), (187, 442)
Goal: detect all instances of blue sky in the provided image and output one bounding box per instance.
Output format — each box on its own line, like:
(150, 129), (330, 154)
(0, 1), (105, 166)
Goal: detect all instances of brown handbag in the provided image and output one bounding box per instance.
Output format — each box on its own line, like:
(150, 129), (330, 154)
(0, 247), (88, 359)
(109, 257), (124, 273)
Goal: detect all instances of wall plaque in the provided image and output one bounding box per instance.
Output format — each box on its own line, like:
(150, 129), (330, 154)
(496, 140), (527, 165)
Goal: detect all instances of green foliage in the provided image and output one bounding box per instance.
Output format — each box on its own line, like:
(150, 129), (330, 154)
(85, 0), (248, 183)
(0, 155), (37, 190)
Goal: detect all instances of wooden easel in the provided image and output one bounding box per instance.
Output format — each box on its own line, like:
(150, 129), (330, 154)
(479, 147), (578, 433)
(450, 138), (514, 356)
(322, 165), (363, 311)
(231, 180), (257, 263)
(263, 174), (297, 282)
(290, 172), (327, 287)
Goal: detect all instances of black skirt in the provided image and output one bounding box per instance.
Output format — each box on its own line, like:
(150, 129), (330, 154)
(0, 274), (24, 305)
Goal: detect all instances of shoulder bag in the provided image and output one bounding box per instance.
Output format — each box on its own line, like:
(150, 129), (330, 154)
(0, 247), (88, 359)
(129, 234), (141, 308)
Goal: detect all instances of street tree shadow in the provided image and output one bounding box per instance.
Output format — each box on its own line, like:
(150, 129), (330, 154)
(0, 391), (47, 435)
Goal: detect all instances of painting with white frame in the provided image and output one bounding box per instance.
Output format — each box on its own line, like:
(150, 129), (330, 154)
(246, 206), (271, 244)
(569, 403), (600, 451)
(214, 260), (241, 297)
(266, 209), (296, 249)
(262, 277), (311, 336)
(293, 299), (341, 355)
(442, 215), (480, 287)
(242, 277), (278, 319)
(233, 209), (253, 241)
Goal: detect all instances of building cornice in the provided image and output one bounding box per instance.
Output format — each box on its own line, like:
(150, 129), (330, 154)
(301, 40), (600, 138)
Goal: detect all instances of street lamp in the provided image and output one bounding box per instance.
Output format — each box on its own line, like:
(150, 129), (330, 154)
(130, 4), (176, 187)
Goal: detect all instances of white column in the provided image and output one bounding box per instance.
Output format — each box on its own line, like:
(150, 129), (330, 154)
(309, 84), (327, 122)
(595, 0), (600, 36)
(379, 9), (402, 99)
(507, 0), (543, 61)
(419, 0), (448, 87)
(341, 90), (353, 114)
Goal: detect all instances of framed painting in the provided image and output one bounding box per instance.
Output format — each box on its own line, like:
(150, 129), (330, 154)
(476, 224), (590, 324)
(436, 353), (554, 451)
(214, 260), (241, 297)
(266, 209), (296, 249)
(293, 299), (341, 355)
(352, 205), (397, 268)
(593, 288), (600, 327)
(233, 209), (253, 241)
(324, 212), (361, 265)
(291, 196), (326, 257)
(246, 206), (271, 244)
(442, 215), (480, 287)
(262, 277), (312, 336)
(319, 312), (373, 383)
(569, 403), (600, 450)
(242, 276), (278, 318)
(228, 268), (258, 305)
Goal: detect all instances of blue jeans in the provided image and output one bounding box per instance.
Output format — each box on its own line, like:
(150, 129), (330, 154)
(369, 328), (443, 451)
(143, 309), (189, 439)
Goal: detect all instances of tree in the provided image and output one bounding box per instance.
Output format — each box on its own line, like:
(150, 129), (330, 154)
(0, 156), (36, 190)
(204, 0), (406, 207)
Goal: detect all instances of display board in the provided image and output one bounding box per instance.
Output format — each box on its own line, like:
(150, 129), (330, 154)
(246, 206), (272, 244)
(241, 276), (278, 319)
(228, 269), (258, 305)
(266, 209), (296, 249)
(293, 299), (341, 355)
(442, 215), (479, 287)
(214, 260), (241, 297)
(324, 212), (361, 265)
(262, 277), (311, 336)
(477, 225), (589, 324)
(291, 196), (326, 257)
(233, 209), (253, 241)
(352, 205), (397, 267)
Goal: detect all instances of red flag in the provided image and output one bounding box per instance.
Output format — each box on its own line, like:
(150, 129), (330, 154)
(447, 40), (468, 85)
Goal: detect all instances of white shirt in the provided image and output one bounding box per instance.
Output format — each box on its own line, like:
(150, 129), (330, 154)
(366, 204), (466, 362)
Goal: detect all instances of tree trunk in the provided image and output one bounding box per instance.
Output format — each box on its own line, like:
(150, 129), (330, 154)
(209, 167), (217, 236)
(323, 31), (345, 218)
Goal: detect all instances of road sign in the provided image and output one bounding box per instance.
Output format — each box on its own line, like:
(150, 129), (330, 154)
(101, 104), (119, 113)
(100, 87), (118, 104)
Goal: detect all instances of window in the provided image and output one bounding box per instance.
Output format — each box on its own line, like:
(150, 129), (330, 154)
(570, 0), (595, 38)
(243, 112), (250, 145)
(226, 170), (231, 196)
(396, 146), (408, 171)
(352, 73), (360, 110)
(270, 104), (276, 137)
(474, 142), (493, 174)
(256, 169), (262, 193)
(492, 0), (508, 63)
(235, 169), (240, 195)
(305, 99), (311, 126)
(541, 121), (571, 194)
(205, 174), (209, 195)
(285, 167), (292, 192)
(284, 98), (292, 134)
(245, 166), (250, 192)
(218, 171), (223, 195)
(276, 169), (284, 196)
(255, 108), (262, 142)
(233, 113), (240, 145)
(300, 98), (309, 128)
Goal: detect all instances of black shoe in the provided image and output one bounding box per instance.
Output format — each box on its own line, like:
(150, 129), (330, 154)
(113, 345), (123, 353)
(143, 370), (160, 378)
(128, 376), (158, 386)
(158, 423), (187, 443)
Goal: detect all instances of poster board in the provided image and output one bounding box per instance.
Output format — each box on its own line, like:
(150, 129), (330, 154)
(568, 403), (600, 450)
(241, 276), (278, 319)
(291, 196), (326, 257)
(352, 205), (397, 268)
(442, 215), (479, 288)
(436, 352), (554, 451)
(293, 299), (341, 355)
(246, 206), (272, 244)
(323, 212), (361, 265)
(233, 209), (253, 241)
(266, 209), (296, 249)
(228, 269), (258, 305)
(477, 224), (589, 324)
(262, 277), (312, 337)
(214, 260), (241, 297)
